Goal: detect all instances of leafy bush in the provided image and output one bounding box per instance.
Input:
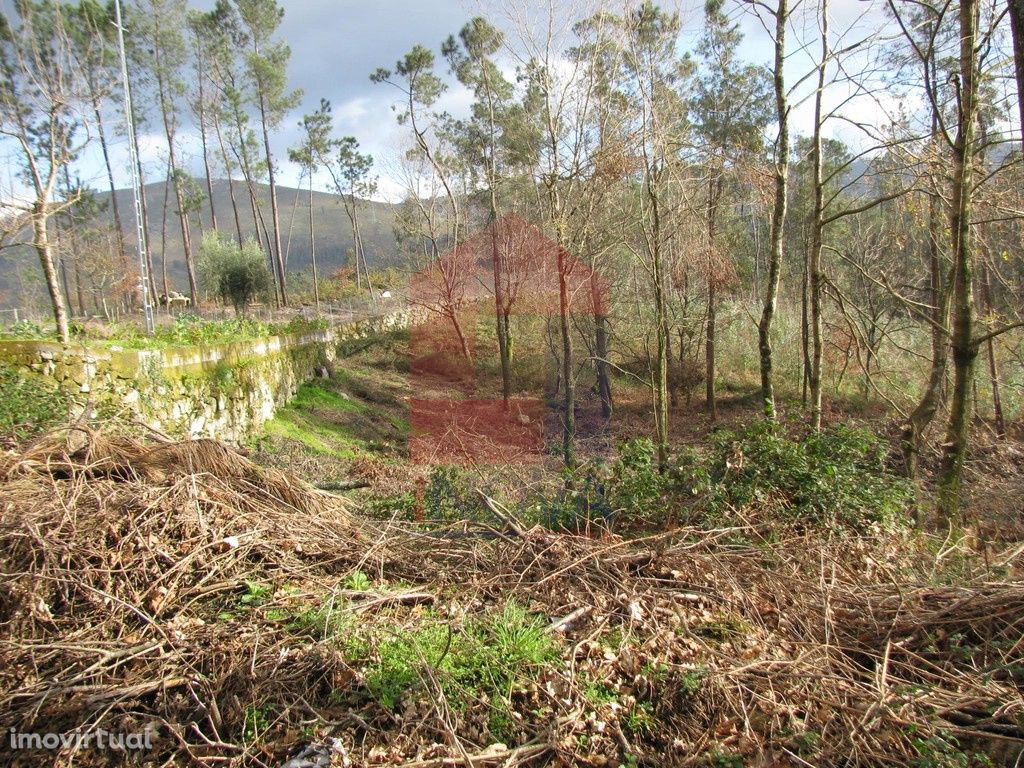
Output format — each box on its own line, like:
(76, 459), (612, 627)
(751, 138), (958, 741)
(0, 364), (68, 440)
(526, 463), (612, 531)
(704, 421), (912, 530)
(521, 424), (908, 533)
(199, 232), (272, 314)
(424, 466), (479, 521)
(908, 729), (994, 768)
(524, 440), (710, 532)
(609, 439), (663, 518)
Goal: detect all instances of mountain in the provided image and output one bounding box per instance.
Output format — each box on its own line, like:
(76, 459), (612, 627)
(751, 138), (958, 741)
(104, 178), (401, 292)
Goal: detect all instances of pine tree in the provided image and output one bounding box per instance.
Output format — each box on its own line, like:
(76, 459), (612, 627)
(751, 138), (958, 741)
(234, 0), (302, 306)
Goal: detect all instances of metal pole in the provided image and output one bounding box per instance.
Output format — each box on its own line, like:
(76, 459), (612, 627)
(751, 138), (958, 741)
(113, 0), (154, 335)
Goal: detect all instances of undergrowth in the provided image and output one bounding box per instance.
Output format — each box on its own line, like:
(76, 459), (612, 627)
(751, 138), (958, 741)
(363, 600), (558, 728)
(0, 314), (330, 347)
(0, 362), (68, 440)
(523, 422), (912, 533)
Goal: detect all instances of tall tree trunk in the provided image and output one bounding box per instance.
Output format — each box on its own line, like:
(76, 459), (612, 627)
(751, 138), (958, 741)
(171, 168), (198, 304)
(705, 177), (719, 421)
(1009, 0), (1024, 152)
(706, 274), (716, 420)
(593, 269), (612, 418)
(654, 249), (670, 472)
(244, 182), (277, 304)
(284, 181), (301, 268)
(197, 72), (218, 232)
(213, 112), (244, 248)
(33, 203), (69, 343)
(557, 242), (576, 467)
(154, 59), (199, 305)
(74, 261), (86, 317)
(348, 196), (362, 291)
(257, 97), (287, 306)
(490, 207), (511, 406)
(758, 0), (790, 420)
(902, 125), (949, 480)
(982, 264), (1006, 437)
(801, 238), (811, 405)
(809, 0), (828, 432)
(126, 70), (158, 306)
(309, 174), (320, 310)
(346, 194), (375, 300)
(937, 0), (980, 524)
(58, 254), (72, 316)
(160, 170), (171, 301)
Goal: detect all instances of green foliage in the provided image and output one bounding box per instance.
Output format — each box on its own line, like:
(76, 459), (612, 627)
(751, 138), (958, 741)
(609, 439), (663, 517)
(0, 364), (68, 440)
(424, 466), (479, 521)
(239, 580), (273, 607)
(364, 601), (557, 712)
(242, 704), (271, 745)
(677, 666), (709, 697)
(908, 729), (994, 768)
(607, 438), (699, 521)
(0, 320), (46, 339)
(199, 231), (272, 314)
(623, 701), (655, 736)
(287, 602), (369, 660)
(343, 570), (372, 591)
(526, 463), (613, 531)
(365, 491), (416, 520)
(583, 678), (619, 706)
(105, 313), (326, 349)
(521, 423), (909, 533)
(524, 440), (706, 531)
(704, 422), (912, 531)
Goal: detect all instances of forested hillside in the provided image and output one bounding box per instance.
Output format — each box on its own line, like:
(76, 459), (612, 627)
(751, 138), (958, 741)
(0, 179), (399, 310)
(100, 179), (400, 288)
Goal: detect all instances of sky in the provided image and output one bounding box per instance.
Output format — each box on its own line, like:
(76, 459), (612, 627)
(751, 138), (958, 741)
(0, 0), (926, 206)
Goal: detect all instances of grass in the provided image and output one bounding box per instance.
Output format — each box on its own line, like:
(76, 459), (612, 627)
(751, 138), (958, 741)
(256, 346), (409, 467)
(0, 315), (330, 349)
(263, 408), (362, 459)
(291, 382), (368, 414)
(365, 601), (558, 715)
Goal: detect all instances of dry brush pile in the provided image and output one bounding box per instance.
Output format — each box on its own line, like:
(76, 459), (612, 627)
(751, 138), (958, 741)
(0, 431), (1022, 767)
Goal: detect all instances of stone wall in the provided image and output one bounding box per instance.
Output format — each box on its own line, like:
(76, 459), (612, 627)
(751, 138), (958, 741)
(0, 312), (406, 443)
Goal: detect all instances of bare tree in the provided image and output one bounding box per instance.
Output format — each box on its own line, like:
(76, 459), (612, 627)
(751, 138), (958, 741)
(0, 3), (92, 342)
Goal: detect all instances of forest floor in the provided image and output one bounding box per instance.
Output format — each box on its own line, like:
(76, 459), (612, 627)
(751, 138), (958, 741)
(253, 329), (1024, 538)
(2, 330), (1024, 767)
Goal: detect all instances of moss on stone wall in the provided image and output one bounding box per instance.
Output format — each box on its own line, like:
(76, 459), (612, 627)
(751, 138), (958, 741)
(0, 312), (408, 443)
(0, 362), (69, 439)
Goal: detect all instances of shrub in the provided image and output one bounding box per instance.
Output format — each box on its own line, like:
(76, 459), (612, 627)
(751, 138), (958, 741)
(609, 439), (663, 518)
(524, 440), (709, 532)
(424, 466), (478, 521)
(704, 421), (912, 530)
(199, 231), (272, 314)
(0, 364), (68, 440)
